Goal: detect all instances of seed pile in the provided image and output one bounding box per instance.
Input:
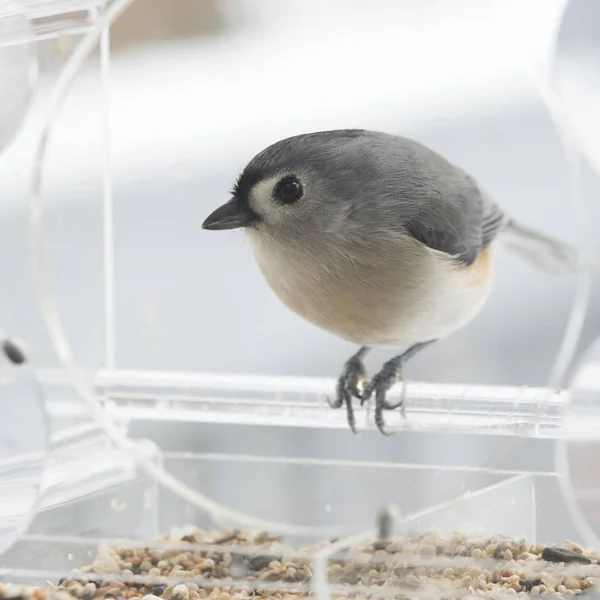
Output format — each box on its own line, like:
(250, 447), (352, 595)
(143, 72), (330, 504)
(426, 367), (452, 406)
(1, 529), (600, 600)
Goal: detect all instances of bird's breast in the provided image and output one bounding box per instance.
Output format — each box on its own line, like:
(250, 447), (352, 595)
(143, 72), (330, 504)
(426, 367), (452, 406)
(250, 235), (494, 348)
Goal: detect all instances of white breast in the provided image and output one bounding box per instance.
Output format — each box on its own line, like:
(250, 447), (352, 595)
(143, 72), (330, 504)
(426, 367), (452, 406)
(248, 231), (494, 349)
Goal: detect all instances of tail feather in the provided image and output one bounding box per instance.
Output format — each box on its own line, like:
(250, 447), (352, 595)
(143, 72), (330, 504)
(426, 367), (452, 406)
(499, 220), (594, 274)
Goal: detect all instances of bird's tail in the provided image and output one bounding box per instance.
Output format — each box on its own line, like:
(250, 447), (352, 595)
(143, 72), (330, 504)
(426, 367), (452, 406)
(499, 220), (595, 274)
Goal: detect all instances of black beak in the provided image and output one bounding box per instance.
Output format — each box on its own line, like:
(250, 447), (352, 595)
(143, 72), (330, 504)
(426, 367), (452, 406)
(202, 198), (256, 231)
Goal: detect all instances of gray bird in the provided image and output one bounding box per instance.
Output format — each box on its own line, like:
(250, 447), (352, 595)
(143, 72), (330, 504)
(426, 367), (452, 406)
(202, 129), (582, 434)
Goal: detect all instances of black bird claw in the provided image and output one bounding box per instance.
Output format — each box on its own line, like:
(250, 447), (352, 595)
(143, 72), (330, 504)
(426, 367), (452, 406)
(361, 356), (405, 435)
(329, 341), (435, 435)
(362, 341), (435, 434)
(329, 353), (404, 436)
(329, 350), (367, 434)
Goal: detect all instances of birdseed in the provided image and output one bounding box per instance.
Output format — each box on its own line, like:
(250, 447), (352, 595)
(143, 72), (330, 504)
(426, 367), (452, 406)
(1, 529), (600, 600)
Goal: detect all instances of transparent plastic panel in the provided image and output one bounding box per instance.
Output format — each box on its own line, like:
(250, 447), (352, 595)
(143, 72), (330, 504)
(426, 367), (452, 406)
(0, 2), (116, 562)
(0, 438), (161, 584)
(397, 474), (536, 542)
(0, 458), (540, 593)
(159, 454), (513, 537)
(39, 427), (160, 524)
(558, 336), (600, 549)
(1, 457), (599, 597)
(311, 475), (599, 600)
(1, 2), (108, 432)
(0, 335), (48, 556)
(0, 0), (37, 153)
(553, 0), (600, 177)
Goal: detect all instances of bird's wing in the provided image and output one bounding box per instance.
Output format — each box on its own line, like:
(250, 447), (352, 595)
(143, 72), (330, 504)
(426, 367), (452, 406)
(385, 136), (508, 265)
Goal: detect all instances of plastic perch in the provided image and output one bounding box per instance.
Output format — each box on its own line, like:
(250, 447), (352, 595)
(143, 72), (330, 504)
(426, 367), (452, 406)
(87, 368), (566, 438)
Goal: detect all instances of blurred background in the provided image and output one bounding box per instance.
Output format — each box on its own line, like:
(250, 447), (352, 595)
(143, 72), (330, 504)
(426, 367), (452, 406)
(1, 0), (600, 476)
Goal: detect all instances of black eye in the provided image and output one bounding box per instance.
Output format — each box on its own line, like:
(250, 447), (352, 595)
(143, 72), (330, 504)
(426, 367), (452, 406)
(274, 177), (303, 204)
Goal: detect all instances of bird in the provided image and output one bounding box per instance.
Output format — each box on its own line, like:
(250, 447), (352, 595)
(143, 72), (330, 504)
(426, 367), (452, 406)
(202, 129), (584, 435)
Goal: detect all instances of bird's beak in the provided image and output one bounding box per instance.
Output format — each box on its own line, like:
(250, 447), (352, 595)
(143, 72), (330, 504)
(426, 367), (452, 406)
(202, 198), (256, 231)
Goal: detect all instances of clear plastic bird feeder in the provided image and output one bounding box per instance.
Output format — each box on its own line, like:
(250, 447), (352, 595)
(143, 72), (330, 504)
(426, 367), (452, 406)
(1, 1), (600, 599)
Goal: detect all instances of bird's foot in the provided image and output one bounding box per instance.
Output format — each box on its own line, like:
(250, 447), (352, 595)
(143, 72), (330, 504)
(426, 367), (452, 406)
(360, 340), (436, 435)
(361, 356), (405, 436)
(328, 348), (368, 434)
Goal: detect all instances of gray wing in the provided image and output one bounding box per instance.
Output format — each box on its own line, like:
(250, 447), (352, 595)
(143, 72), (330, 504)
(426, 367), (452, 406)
(384, 136), (507, 265)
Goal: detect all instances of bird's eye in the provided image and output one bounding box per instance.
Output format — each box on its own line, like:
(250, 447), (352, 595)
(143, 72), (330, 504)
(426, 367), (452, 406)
(274, 177), (303, 204)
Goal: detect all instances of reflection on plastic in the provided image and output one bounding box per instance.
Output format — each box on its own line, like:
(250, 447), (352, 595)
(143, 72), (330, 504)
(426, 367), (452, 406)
(398, 474), (536, 543)
(553, 0), (600, 174)
(0, 0), (37, 154)
(0, 336), (49, 556)
(558, 336), (600, 549)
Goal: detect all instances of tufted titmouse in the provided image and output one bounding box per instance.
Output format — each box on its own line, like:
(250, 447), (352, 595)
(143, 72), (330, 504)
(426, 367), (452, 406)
(202, 129), (584, 435)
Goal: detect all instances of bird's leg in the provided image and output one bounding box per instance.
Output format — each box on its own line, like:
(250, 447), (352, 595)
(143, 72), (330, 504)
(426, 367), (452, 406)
(328, 346), (369, 434)
(361, 340), (436, 435)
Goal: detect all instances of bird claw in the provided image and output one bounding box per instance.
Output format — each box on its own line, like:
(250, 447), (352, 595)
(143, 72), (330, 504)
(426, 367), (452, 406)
(329, 353), (367, 434)
(361, 356), (405, 435)
(329, 341), (433, 435)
